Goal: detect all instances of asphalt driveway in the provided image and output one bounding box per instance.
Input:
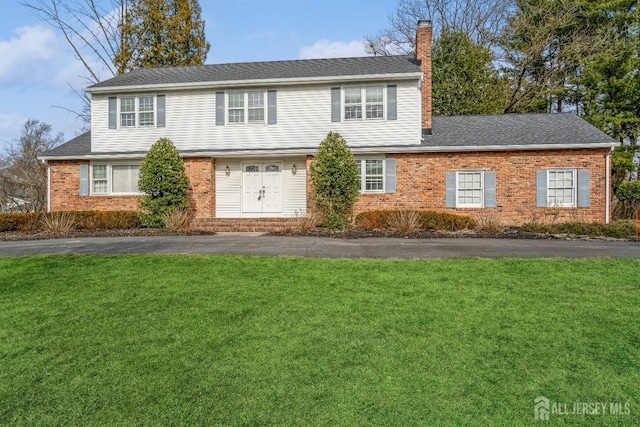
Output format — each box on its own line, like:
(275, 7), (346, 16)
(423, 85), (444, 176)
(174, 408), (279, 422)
(0, 234), (638, 258)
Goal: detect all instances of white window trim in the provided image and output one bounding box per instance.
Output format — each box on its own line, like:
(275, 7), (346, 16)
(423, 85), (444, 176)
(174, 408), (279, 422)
(456, 170), (484, 208)
(547, 168), (577, 207)
(355, 157), (385, 193)
(343, 86), (386, 121)
(119, 95), (157, 129)
(227, 91), (266, 125)
(90, 162), (143, 196)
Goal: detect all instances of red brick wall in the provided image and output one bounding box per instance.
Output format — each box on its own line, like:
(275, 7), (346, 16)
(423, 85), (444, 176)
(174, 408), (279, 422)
(49, 158), (215, 219)
(352, 149), (611, 225)
(416, 20), (432, 132)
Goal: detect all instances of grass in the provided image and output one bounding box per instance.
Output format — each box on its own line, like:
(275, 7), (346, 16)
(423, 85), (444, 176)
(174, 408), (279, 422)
(1, 255), (639, 426)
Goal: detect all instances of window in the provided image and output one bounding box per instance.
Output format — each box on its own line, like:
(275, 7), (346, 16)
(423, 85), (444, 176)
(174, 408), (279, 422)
(344, 86), (384, 121)
(457, 171), (483, 207)
(120, 96), (155, 127)
(120, 97), (136, 127)
(92, 165), (108, 194)
(248, 92), (264, 122)
(547, 169), (576, 207)
(355, 158), (384, 192)
(138, 96), (154, 126)
(91, 164), (141, 195)
(228, 93), (244, 123)
(228, 91), (265, 124)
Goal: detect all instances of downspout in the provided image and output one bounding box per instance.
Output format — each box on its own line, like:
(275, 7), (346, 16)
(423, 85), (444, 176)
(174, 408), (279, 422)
(606, 148), (612, 224)
(41, 159), (51, 212)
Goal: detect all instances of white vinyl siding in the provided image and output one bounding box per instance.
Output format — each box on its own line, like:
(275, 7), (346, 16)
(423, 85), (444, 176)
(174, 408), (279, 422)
(91, 163), (141, 195)
(90, 81), (420, 153)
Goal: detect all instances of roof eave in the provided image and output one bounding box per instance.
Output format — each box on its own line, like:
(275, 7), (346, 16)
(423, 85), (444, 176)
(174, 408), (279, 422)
(84, 72), (423, 94)
(38, 141), (619, 161)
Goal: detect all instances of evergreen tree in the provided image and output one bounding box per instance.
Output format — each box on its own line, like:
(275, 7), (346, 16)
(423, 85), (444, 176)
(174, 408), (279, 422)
(432, 29), (505, 116)
(138, 138), (189, 228)
(310, 132), (360, 229)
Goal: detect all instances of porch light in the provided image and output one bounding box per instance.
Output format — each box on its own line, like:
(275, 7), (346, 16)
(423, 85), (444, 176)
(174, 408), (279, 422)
(225, 165), (230, 176)
(292, 163), (297, 175)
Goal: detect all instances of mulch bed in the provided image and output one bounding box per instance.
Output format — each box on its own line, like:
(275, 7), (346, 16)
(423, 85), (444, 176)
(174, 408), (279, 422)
(269, 226), (548, 239)
(0, 228), (215, 242)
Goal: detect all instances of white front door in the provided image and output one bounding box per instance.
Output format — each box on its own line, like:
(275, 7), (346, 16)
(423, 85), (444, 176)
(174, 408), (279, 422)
(242, 163), (282, 214)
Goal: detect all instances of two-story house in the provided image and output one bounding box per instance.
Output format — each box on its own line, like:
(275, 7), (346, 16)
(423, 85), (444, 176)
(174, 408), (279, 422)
(41, 21), (618, 230)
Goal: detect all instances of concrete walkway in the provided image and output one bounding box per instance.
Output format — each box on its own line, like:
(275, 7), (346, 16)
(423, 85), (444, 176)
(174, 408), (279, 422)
(0, 235), (638, 258)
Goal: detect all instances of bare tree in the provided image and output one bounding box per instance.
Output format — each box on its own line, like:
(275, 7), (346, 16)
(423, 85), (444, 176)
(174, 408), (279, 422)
(367, 0), (515, 55)
(0, 120), (63, 212)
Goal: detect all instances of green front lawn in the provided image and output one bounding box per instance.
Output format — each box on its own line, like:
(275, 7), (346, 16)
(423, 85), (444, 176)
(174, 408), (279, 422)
(1, 256), (639, 425)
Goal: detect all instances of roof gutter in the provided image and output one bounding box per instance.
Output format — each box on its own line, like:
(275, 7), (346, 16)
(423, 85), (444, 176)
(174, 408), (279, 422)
(38, 142), (620, 161)
(84, 72), (423, 95)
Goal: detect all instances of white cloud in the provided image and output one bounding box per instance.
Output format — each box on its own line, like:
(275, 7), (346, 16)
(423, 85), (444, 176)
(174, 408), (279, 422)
(0, 25), (64, 85)
(298, 39), (367, 59)
(0, 109), (25, 146)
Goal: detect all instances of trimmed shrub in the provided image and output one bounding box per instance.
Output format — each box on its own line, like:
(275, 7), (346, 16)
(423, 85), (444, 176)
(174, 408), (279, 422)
(521, 220), (635, 238)
(310, 132), (360, 229)
(0, 211), (141, 233)
(138, 138), (189, 228)
(355, 210), (475, 232)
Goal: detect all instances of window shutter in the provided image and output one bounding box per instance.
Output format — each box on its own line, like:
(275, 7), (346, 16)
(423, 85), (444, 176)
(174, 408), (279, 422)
(536, 170), (547, 207)
(108, 97), (117, 129)
(215, 92), (225, 125)
(445, 172), (456, 208)
(384, 158), (396, 193)
(156, 95), (166, 128)
(80, 164), (89, 196)
(267, 90), (277, 124)
(484, 171), (496, 208)
(577, 169), (590, 207)
(331, 87), (341, 122)
(387, 85), (397, 120)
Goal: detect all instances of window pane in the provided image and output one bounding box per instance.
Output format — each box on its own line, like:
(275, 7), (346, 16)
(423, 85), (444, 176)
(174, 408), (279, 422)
(364, 160), (383, 191)
(548, 170), (575, 206)
(248, 92), (264, 108)
(366, 105), (384, 119)
(366, 87), (383, 103)
(229, 109), (244, 123)
(121, 98), (135, 112)
(121, 113), (135, 127)
(345, 88), (362, 104)
(112, 165), (140, 193)
(92, 165), (107, 180)
(345, 106), (362, 120)
(92, 180), (108, 193)
(139, 97), (153, 112)
(139, 112), (154, 126)
(228, 93), (244, 108)
(248, 108), (264, 122)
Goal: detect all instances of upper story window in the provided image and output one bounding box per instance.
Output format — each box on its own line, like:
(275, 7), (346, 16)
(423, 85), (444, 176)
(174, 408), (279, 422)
(119, 96), (155, 127)
(109, 95), (164, 130)
(228, 91), (265, 124)
(344, 86), (385, 121)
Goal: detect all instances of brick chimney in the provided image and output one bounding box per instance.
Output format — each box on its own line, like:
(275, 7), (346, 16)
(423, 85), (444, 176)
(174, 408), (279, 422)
(415, 19), (432, 136)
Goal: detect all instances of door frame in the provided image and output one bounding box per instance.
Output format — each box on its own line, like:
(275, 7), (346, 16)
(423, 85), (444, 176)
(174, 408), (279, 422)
(240, 160), (284, 217)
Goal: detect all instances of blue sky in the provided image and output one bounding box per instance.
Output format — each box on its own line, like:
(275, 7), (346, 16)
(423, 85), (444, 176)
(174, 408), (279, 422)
(0, 0), (398, 151)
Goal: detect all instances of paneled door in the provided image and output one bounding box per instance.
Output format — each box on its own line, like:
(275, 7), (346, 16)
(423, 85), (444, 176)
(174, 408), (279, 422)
(242, 163), (282, 214)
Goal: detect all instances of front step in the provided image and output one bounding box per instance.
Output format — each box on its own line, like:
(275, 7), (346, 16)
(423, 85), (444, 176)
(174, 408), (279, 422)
(192, 217), (302, 232)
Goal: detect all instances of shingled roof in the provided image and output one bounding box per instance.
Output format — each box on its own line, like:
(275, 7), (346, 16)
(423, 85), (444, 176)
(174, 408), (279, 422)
(87, 55), (422, 90)
(423, 113), (616, 148)
(41, 113), (616, 159)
